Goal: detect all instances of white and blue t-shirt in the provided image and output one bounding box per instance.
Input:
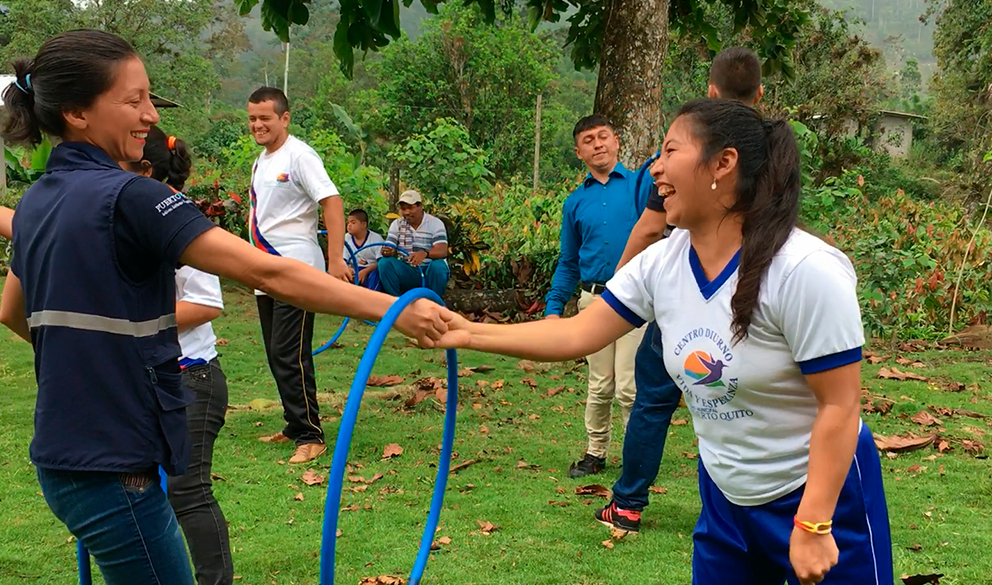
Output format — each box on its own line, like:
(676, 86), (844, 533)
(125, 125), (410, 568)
(604, 227), (864, 506)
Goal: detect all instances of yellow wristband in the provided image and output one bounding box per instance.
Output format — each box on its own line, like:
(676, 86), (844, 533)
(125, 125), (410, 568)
(793, 516), (832, 535)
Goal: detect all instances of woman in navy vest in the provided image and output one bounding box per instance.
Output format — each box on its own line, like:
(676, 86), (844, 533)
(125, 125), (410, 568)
(0, 30), (450, 585)
(122, 126), (235, 585)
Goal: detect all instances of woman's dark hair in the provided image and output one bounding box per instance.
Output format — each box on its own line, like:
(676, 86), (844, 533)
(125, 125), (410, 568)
(2, 29), (137, 145)
(677, 98), (800, 343)
(138, 126), (193, 191)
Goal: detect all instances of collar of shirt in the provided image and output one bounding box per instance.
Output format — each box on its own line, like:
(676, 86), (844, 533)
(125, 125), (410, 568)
(46, 142), (123, 173)
(582, 162), (629, 188)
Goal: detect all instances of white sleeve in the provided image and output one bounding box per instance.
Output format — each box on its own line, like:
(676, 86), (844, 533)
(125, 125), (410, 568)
(177, 269), (224, 310)
(293, 152), (339, 203)
(777, 250), (865, 374)
(602, 243), (663, 327)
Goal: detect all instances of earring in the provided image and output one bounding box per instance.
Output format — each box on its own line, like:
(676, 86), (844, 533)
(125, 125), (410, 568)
(711, 180), (718, 190)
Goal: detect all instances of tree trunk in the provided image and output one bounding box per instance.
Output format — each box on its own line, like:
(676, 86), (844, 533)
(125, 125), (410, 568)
(388, 165), (400, 211)
(593, 0), (669, 168)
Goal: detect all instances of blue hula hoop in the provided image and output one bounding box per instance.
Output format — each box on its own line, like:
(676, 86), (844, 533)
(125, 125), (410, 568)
(313, 241), (426, 356)
(78, 469), (169, 584)
(320, 288), (457, 585)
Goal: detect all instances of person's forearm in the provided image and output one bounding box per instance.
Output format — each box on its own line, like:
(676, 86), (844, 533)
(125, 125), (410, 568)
(617, 210), (667, 270)
(323, 197), (345, 263)
(0, 271), (30, 342)
(428, 244), (447, 260)
(0, 206), (13, 240)
(465, 300), (631, 360)
(181, 228), (398, 323)
(176, 301), (221, 332)
(796, 404), (860, 522)
(544, 266), (578, 316)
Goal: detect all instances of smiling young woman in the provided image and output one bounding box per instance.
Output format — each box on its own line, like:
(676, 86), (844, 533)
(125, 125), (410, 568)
(437, 99), (893, 585)
(0, 29), (451, 585)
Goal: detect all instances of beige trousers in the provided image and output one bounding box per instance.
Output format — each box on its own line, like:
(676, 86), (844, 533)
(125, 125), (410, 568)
(578, 290), (645, 458)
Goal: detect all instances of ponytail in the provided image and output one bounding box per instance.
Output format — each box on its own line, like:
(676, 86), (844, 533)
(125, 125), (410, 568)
(138, 126), (193, 191)
(676, 99), (801, 343)
(730, 120), (800, 343)
(2, 59), (41, 145)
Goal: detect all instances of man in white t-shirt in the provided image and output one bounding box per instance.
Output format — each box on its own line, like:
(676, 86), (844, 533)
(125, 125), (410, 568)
(379, 190), (450, 297)
(343, 208), (384, 290)
(246, 87), (349, 464)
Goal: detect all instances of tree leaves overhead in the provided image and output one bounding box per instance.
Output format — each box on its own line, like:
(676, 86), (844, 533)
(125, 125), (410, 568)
(246, 0), (811, 79)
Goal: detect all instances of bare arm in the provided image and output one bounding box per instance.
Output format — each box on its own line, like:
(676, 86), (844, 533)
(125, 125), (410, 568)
(320, 196), (350, 280)
(0, 271), (30, 342)
(0, 206), (12, 240)
(440, 298), (634, 361)
(179, 227), (448, 343)
(429, 242), (448, 259)
(617, 208), (668, 270)
(789, 361), (862, 584)
(176, 301), (222, 333)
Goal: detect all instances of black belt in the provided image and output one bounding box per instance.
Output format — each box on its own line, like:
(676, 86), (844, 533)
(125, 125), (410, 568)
(580, 282), (607, 295)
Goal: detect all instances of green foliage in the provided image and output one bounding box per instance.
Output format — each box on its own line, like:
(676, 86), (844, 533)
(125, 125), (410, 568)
(358, 4), (559, 179)
(4, 138), (53, 187)
(249, 0), (812, 80)
(801, 170), (992, 341)
(392, 118), (492, 209)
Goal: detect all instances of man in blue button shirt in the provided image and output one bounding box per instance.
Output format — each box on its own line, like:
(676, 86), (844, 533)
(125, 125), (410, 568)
(546, 114), (649, 478)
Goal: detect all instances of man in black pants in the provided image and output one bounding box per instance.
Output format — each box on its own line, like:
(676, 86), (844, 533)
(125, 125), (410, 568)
(246, 87), (351, 464)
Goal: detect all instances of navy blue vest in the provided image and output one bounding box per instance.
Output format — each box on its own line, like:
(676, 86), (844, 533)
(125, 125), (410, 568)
(12, 143), (192, 475)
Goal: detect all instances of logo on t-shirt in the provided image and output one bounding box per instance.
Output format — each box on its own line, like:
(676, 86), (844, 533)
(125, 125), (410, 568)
(276, 173), (290, 182)
(673, 328), (751, 422)
(683, 350), (727, 388)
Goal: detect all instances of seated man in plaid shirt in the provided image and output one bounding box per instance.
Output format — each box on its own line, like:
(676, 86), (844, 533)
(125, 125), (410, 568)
(379, 190), (450, 297)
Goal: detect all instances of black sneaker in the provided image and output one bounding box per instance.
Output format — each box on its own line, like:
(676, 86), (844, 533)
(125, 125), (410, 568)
(595, 500), (641, 533)
(568, 453), (605, 478)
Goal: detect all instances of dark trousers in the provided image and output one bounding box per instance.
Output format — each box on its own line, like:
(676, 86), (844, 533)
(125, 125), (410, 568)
(612, 321), (683, 510)
(38, 467), (194, 585)
(168, 359), (234, 585)
(256, 295), (324, 444)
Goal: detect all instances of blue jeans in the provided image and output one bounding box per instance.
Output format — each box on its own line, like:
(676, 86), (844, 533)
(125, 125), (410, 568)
(612, 321), (682, 511)
(37, 467), (194, 585)
(378, 256), (449, 298)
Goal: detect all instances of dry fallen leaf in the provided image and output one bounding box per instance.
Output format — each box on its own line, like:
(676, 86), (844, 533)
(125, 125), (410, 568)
(936, 439), (952, 453)
(906, 464), (926, 474)
(895, 357), (926, 368)
(601, 539), (614, 550)
(404, 390), (431, 408)
(476, 520), (499, 534)
(900, 574), (943, 585)
(910, 411), (942, 427)
(575, 484), (611, 498)
(294, 492), (304, 501)
(367, 375), (405, 387)
(516, 460), (539, 470)
(648, 486), (668, 494)
(450, 459), (479, 473)
(862, 391), (895, 415)
(336, 529), (343, 537)
(546, 386), (563, 397)
(301, 469), (325, 486)
(492, 380), (504, 390)
(528, 413), (541, 420)
(382, 443), (404, 459)
(215, 338), (229, 346)
(873, 432), (936, 453)
(342, 504), (360, 512)
(435, 386), (448, 404)
(359, 575), (407, 585)
(671, 418), (689, 426)
(521, 377), (538, 388)
(878, 367), (928, 382)
(961, 439), (985, 455)
(866, 354), (888, 364)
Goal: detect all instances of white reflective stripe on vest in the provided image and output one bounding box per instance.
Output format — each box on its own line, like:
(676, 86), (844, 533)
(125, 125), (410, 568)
(26, 310), (177, 337)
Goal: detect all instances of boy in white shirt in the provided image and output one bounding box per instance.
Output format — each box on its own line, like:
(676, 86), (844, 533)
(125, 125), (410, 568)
(343, 208), (383, 290)
(246, 87), (349, 464)
(434, 100), (892, 585)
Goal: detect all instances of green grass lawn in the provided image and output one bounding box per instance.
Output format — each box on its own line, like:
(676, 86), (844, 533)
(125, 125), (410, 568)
(1, 283), (990, 584)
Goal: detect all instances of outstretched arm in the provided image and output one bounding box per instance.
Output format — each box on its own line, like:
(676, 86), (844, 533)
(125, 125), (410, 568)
(440, 297), (633, 361)
(0, 206), (13, 240)
(180, 227), (448, 344)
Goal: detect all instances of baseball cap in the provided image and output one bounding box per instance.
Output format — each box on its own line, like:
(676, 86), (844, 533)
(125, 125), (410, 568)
(398, 190), (422, 205)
